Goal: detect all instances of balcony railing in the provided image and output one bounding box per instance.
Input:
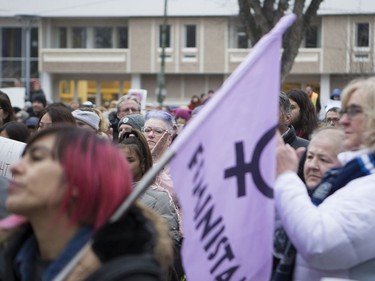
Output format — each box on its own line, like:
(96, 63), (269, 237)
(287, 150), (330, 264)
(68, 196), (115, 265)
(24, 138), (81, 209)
(227, 48), (322, 73)
(40, 49), (129, 73)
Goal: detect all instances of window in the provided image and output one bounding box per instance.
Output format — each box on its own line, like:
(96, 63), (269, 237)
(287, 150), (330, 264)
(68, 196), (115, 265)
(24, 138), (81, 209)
(237, 27), (249, 48)
(95, 27), (112, 48)
(31, 27), (39, 57)
(159, 25), (171, 48)
(1, 27), (38, 80)
(228, 21), (250, 48)
(304, 25), (320, 48)
(184, 25), (196, 48)
(117, 27), (128, 48)
(58, 27), (67, 48)
(2, 28), (22, 57)
(72, 27), (87, 48)
(355, 23), (369, 47)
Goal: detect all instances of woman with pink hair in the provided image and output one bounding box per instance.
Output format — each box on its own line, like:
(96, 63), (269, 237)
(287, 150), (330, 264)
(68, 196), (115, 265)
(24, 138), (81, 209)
(0, 125), (172, 280)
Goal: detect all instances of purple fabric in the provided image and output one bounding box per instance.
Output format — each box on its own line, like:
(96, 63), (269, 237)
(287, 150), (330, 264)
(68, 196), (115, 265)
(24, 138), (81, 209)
(169, 14), (296, 281)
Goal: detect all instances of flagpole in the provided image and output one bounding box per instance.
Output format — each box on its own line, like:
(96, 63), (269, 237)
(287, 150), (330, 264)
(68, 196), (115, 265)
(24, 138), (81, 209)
(52, 149), (176, 281)
(110, 149), (176, 221)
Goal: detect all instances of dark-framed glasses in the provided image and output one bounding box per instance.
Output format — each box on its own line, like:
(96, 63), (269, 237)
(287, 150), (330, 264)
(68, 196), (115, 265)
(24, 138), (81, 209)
(325, 117), (340, 124)
(340, 105), (363, 119)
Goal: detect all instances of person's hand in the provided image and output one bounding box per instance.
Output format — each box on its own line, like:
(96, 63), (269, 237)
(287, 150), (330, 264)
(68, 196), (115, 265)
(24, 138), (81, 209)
(276, 132), (304, 176)
(106, 127), (113, 141)
(151, 132), (170, 162)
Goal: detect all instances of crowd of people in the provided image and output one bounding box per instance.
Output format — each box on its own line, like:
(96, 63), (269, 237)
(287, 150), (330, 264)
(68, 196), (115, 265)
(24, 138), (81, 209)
(0, 77), (374, 281)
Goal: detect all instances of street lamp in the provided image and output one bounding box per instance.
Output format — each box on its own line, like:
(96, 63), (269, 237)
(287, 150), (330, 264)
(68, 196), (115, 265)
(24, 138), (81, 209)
(16, 14), (38, 101)
(157, 0), (168, 106)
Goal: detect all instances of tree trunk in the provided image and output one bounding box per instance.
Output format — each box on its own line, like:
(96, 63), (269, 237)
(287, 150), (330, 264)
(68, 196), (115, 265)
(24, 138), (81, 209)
(238, 0), (325, 81)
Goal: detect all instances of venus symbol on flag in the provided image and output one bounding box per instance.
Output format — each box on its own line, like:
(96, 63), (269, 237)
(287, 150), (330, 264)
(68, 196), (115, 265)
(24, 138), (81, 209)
(224, 125), (276, 199)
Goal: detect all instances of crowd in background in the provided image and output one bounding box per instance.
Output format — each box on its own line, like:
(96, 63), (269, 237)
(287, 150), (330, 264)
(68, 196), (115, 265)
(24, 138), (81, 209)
(0, 77), (375, 281)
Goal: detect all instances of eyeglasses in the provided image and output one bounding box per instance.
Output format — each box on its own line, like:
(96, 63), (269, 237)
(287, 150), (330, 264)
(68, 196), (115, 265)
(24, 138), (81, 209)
(340, 105), (363, 119)
(325, 117), (340, 124)
(141, 126), (168, 136)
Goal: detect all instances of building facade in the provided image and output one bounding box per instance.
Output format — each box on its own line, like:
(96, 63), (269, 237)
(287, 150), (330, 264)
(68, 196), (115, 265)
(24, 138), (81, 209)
(1, 0), (375, 107)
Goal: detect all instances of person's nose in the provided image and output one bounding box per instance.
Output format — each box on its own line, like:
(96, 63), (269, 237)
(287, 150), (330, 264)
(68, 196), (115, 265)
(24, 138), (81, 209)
(307, 157), (319, 171)
(339, 114), (350, 127)
(144, 129), (155, 138)
(10, 158), (25, 177)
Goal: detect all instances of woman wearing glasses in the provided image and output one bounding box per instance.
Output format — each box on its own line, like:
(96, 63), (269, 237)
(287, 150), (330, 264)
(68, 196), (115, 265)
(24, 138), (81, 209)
(142, 111), (175, 160)
(275, 77), (375, 281)
(142, 111), (178, 205)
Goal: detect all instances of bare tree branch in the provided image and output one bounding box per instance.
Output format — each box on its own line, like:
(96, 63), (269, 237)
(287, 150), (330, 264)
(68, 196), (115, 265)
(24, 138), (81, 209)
(238, 0), (325, 81)
(304, 0), (324, 26)
(263, 0), (275, 26)
(275, 0), (289, 23)
(238, 0), (259, 43)
(248, 0), (270, 35)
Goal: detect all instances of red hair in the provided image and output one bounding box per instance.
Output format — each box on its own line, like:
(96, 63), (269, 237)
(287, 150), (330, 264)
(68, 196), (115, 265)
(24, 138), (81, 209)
(26, 125), (133, 230)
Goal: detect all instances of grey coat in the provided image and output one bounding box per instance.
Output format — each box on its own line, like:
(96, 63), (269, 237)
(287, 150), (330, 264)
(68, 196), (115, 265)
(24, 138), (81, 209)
(138, 185), (181, 243)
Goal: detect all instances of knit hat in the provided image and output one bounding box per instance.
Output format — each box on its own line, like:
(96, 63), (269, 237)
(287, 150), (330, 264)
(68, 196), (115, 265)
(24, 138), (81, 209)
(81, 101), (94, 108)
(25, 116), (39, 128)
(32, 94), (47, 107)
(331, 88), (341, 99)
(72, 110), (100, 130)
(118, 114), (145, 131)
(173, 108), (192, 122)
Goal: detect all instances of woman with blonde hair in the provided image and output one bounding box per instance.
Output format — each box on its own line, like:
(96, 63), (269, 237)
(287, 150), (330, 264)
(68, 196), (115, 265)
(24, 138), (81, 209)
(275, 76), (375, 280)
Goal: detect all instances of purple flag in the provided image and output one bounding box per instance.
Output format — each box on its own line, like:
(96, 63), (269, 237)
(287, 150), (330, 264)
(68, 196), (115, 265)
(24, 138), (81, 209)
(169, 14), (296, 281)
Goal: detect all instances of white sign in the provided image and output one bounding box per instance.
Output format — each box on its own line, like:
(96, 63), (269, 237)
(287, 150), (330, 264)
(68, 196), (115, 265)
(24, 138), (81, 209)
(0, 87), (26, 109)
(127, 89), (147, 112)
(0, 137), (26, 179)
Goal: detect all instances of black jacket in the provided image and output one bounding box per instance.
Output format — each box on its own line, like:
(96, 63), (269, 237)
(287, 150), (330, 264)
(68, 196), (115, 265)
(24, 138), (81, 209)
(282, 125), (309, 182)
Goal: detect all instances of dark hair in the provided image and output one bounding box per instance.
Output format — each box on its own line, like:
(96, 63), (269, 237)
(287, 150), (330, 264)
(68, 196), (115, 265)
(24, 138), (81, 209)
(0, 91), (15, 124)
(287, 89), (318, 139)
(119, 129), (153, 178)
(190, 95), (201, 103)
(38, 103), (76, 127)
(0, 121), (30, 142)
(326, 107), (341, 114)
